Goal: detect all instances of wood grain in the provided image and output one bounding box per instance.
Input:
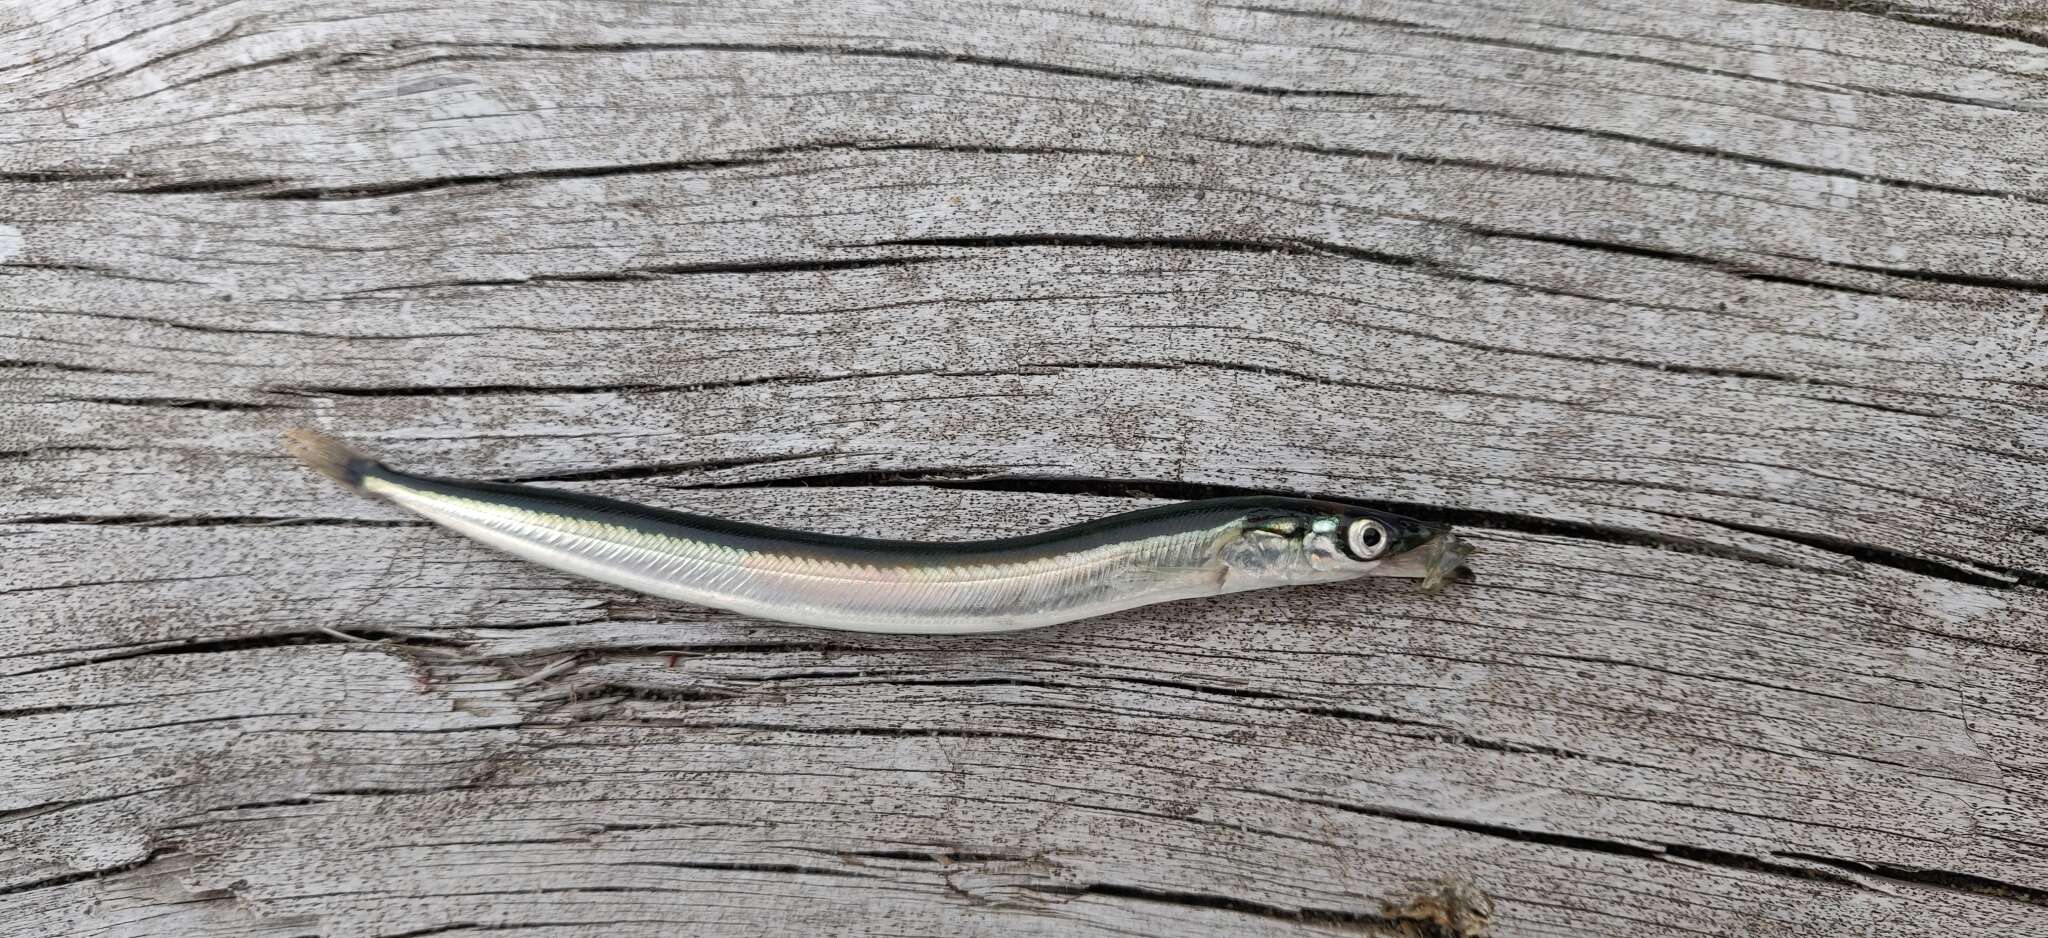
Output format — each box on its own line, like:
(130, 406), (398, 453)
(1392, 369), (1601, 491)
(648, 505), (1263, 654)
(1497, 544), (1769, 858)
(4, 1), (2045, 935)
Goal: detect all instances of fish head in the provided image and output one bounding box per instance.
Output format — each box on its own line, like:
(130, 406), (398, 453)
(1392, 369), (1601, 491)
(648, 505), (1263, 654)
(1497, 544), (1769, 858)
(1232, 502), (1473, 591)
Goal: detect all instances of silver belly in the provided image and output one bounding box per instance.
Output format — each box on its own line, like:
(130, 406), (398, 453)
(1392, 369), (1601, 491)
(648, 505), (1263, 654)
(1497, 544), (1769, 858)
(373, 479), (1244, 634)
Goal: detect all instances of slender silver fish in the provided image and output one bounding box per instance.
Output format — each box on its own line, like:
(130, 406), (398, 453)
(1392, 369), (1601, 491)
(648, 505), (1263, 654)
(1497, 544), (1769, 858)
(285, 430), (1471, 634)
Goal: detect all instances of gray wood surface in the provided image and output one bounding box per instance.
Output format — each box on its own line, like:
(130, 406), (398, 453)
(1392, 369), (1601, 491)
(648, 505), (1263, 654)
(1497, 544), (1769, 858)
(5, 1), (2046, 935)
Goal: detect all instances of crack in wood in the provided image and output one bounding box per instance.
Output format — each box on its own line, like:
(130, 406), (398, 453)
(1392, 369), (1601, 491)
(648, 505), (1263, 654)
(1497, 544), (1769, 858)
(195, 798), (326, 814)
(117, 177), (287, 195)
(1048, 881), (1459, 936)
(121, 50), (328, 105)
(1734, 270), (1900, 298)
(1235, 788), (1916, 900)
(2, 515), (423, 528)
(0, 700), (133, 721)
(0, 848), (182, 898)
(1224, 2), (2040, 116)
(820, 847), (1041, 864)
(749, 139), (1191, 164)
(269, 362), (1025, 402)
(0, 359), (150, 376)
(2, 572), (243, 597)
(368, 926), (490, 938)
(246, 157), (781, 201)
(566, 681), (749, 705)
(864, 229), (1951, 303)
(64, 396), (291, 412)
(330, 253), (952, 294)
(1729, 0), (2048, 50)
(7, 629), (466, 677)
(0, 785), (183, 823)
(0, 171), (130, 184)
(500, 450), (865, 484)
(1186, 130), (1683, 191)
(450, 40), (1412, 100)
(1257, 775), (2048, 909)
(634, 256), (951, 276)
(719, 669), (1669, 771)
(613, 859), (878, 879)
(1458, 226), (1902, 297)
(1653, 509), (2044, 589)
(615, 718), (1077, 744)
(1, 262), (203, 286)
(1777, 851), (2048, 906)
(1517, 118), (2045, 206)
(274, 381), (673, 398)
(1822, 257), (2048, 294)
(864, 233), (1420, 267)
(22, 305), (479, 340)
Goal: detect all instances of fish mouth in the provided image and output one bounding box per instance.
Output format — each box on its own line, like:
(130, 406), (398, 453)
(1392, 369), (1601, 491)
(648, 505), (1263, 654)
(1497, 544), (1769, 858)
(1373, 532), (1475, 593)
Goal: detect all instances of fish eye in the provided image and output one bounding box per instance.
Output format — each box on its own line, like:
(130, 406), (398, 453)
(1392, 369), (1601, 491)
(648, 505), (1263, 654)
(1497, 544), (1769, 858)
(1345, 519), (1390, 560)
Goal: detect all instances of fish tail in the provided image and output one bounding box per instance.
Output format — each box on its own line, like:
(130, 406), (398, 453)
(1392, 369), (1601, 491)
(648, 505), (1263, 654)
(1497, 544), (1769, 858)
(283, 428), (380, 494)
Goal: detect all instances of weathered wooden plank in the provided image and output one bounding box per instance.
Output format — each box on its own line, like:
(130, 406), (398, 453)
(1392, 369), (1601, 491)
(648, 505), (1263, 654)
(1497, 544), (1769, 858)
(5, 0), (2046, 935)
(6, 42), (2045, 571)
(5, 489), (2047, 931)
(10, 352), (2043, 574)
(4, 630), (2046, 936)
(4, 634), (2048, 933)
(9, 0), (2048, 194)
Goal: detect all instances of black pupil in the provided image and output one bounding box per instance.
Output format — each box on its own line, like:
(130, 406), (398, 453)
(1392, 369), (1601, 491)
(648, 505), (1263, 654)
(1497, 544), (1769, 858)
(1359, 526), (1382, 547)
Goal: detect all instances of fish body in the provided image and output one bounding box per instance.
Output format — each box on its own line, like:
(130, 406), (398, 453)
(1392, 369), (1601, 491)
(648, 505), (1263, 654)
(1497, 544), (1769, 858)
(285, 430), (1470, 634)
